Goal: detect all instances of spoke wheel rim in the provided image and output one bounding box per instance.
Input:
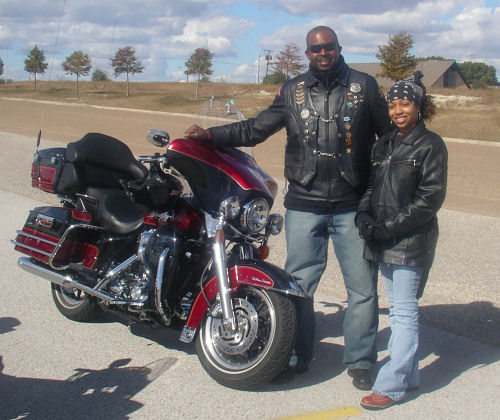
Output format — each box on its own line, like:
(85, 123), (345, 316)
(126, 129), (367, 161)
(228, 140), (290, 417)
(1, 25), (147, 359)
(201, 288), (276, 373)
(54, 285), (87, 309)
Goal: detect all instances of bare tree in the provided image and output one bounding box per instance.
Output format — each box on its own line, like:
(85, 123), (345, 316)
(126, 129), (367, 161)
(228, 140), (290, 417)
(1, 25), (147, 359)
(62, 50), (92, 93)
(271, 42), (306, 79)
(110, 46), (144, 97)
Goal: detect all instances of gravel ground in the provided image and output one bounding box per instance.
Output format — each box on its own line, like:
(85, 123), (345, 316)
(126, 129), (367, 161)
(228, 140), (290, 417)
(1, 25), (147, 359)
(1, 131), (499, 348)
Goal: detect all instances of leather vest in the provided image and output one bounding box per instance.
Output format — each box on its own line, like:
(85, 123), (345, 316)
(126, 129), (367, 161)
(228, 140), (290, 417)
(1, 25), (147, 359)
(281, 68), (389, 189)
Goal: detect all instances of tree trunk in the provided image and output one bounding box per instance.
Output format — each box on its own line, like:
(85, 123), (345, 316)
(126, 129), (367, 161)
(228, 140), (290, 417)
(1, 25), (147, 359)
(195, 74), (200, 100)
(126, 72), (130, 97)
(76, 74), (79, 94)
(34, 73), (37, 91)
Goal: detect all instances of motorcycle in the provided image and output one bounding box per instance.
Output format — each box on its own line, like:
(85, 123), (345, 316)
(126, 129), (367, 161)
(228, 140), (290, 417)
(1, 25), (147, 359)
(12, 129), (305, 390)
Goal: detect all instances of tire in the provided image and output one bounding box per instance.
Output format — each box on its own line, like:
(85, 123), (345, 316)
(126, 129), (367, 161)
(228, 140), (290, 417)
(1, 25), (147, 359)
(51, 283), (101, 322)
(195, 286), (296, 390)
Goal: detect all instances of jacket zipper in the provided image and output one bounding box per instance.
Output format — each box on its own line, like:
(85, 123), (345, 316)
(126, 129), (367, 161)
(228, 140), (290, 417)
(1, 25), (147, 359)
(392, 159), (417, 166)
(324, 90), (331, 202)
(379, 140), (405, 205)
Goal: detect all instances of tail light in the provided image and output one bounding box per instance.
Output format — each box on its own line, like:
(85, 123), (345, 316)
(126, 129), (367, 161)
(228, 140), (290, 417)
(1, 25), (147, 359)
(81, 243), (99, 269)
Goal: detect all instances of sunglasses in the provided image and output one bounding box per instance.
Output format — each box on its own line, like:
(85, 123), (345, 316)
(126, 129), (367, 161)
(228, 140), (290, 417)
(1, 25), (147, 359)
(307, 42), (338, 53)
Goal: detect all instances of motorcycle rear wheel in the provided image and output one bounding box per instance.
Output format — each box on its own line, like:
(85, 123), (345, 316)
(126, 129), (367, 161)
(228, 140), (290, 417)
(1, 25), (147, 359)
(51, 283), (101, 322)
(195, 286), (296, 390)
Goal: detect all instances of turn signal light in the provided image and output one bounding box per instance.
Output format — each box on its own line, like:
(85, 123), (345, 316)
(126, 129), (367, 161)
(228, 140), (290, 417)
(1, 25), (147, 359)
(259, 245), (270, 260)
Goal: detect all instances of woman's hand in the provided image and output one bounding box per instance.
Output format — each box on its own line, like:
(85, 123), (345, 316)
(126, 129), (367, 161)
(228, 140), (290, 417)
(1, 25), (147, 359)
(371, 223), (391, 241)
(355, 212), (376, 240)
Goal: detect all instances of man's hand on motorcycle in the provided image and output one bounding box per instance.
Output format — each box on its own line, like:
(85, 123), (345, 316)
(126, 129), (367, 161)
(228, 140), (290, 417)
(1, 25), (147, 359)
(185, 124), (209, 140)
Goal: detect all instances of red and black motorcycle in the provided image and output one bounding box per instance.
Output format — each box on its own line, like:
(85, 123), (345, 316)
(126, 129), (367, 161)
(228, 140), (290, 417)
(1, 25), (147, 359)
(12, 129), (304, 389)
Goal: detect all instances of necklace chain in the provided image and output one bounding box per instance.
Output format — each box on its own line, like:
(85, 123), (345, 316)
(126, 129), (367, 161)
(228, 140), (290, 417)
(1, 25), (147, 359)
(308, 96), (335, 123)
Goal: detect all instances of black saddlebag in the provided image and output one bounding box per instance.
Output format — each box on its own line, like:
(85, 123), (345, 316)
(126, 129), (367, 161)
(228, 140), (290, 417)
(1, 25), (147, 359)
(13, 206), (101, 270)
(31, 148), (81, 194)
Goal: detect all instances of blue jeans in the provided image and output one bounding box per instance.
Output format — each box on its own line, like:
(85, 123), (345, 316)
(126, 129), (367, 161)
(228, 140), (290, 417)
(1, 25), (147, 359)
(284, 209), (378, 368)
(373, 264), (422, 401)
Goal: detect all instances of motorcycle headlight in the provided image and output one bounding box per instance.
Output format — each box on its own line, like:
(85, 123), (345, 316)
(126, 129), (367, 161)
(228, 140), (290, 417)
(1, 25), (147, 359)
(266, 213), (283, 235)
(241, 198), (270, 233)
(220, 196), (240, 219)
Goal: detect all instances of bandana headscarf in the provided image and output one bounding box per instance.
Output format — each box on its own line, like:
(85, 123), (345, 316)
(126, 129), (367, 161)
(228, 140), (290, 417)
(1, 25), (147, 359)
(387, 71), (426, 108)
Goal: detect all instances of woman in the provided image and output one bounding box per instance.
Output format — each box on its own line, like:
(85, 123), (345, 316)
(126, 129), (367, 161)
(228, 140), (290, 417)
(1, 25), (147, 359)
(355, 71), (448, 410)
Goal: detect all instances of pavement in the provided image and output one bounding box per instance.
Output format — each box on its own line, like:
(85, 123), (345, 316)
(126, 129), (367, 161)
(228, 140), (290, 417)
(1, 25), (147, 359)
(0, 100), (499, 419)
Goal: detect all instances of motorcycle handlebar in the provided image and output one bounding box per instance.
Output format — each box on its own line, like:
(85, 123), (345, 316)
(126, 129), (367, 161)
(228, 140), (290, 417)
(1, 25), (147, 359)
(123, 154), (168, 192)
(137, 155), (165, 164)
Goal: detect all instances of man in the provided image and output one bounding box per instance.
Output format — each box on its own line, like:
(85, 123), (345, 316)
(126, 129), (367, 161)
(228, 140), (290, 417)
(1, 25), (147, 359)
(184, 26), (391, 390)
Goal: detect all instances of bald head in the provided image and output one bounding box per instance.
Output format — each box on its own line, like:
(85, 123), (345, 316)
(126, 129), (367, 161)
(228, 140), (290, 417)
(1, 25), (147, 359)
(305, 26), (342, 72)
(306, 26), (338, 46)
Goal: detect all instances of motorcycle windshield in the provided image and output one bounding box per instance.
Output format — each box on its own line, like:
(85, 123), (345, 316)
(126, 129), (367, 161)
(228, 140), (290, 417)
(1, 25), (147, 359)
(167, 138), (278, 214)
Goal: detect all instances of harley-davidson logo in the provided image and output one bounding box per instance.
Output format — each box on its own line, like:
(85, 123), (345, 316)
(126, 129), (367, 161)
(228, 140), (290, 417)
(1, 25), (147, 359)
(250, 276), (273, 287)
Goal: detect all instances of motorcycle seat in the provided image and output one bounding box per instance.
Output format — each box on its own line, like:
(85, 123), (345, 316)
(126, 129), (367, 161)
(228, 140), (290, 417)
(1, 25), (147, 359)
(85, 187), (145, 234)
(66, 133), (148, 183)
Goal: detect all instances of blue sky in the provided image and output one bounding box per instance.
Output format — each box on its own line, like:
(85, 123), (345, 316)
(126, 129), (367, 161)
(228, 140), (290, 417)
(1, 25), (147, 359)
(0, 0), (499, 84)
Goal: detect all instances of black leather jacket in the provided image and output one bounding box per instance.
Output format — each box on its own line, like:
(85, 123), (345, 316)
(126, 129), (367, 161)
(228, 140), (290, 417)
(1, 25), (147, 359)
(357, 121), (448, 269)
(209, 58), (391, 212)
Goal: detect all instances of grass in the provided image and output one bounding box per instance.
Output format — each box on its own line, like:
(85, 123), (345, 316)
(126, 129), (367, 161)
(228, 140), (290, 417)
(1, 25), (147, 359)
(1, 80), (499, 142)
(427, 108), (500, 142)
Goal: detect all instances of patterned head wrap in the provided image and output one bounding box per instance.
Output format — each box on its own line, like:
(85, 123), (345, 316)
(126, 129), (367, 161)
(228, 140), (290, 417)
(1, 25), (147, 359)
(387, 71), (426, 108)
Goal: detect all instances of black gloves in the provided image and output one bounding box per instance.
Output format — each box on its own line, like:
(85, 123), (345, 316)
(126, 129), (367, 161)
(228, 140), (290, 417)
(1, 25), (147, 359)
(355, 212), (376, 240)
(355, 212), (392, 242)
(372, 223), (391, 241)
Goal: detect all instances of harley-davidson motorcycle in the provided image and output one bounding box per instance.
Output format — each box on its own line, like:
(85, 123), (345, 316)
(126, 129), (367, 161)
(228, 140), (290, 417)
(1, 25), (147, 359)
(12, 129), (305, 389)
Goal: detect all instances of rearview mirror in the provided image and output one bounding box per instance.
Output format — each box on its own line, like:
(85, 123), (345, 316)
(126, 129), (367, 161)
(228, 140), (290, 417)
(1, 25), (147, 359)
(146, 129), (170, 147)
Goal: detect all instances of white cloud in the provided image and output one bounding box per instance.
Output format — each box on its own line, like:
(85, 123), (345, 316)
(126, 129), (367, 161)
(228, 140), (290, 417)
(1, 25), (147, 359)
(255, 0), (446, 16)
(258, 1), (500, 74)
(0, 0), (498, 82)
(171, 16), (254, 55)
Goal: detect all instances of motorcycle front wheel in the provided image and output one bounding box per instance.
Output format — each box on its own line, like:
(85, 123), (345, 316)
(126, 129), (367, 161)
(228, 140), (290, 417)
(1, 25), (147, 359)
(195, 286), (296, 390)
(51, 283), (101, 322)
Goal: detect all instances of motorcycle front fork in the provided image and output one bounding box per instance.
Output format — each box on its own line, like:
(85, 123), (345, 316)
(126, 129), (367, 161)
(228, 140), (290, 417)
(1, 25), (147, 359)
(212, 228), (238, 332)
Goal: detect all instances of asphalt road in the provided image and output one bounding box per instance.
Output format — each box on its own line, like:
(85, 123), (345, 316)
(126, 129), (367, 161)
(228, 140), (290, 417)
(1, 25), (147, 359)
(0, 99), (499, 419)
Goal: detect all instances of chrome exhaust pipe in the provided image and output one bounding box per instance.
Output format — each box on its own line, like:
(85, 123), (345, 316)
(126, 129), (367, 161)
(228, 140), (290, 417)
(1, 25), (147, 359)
(17, 257), (130, 305)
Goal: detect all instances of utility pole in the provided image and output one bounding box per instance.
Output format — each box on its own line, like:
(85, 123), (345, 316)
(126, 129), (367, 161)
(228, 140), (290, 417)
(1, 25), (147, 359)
(256, 52), (261, 84)
(264, 49), (272, 79)
(3, 49), (7, 83)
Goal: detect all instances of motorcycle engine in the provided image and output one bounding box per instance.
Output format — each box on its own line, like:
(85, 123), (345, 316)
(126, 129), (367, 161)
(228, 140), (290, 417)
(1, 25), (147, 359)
(139, 226), (185, 271)
(107, 226), (187, 309)
(108, 259), (151, 304)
